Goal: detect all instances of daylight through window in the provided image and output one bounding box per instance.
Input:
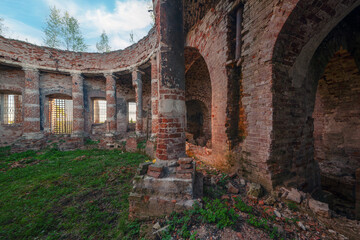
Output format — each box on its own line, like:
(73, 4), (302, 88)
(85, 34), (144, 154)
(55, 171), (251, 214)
(0, 93), (22, 125)
(49, 98), (73, 134)
(128, 102), (136, 123)
(94, 99), (107, 124)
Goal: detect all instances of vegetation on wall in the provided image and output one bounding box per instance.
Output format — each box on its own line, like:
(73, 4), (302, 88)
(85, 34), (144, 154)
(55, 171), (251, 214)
(43, 6), (87, 51)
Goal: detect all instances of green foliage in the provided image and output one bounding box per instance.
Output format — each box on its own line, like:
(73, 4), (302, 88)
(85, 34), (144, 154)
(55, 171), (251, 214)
(246, 214), (280, 239)
(234, 197), (253, 213)
(198, 198), (238, 229)
(96, 30), (111, 53)
(0, 146), (11, 158)
(0, 17), (5, 36)
(62, 11), (87, 51)
(287, 201), (299, 212)
(218, 173), (229, 187)
(43, 6), (63, 48)
(43, 6), (87, 51)
(0, 149), (148, 239)
(84, 139), (100, 145)
(137, 140), (146, 150)
(129, 30), (135, 44)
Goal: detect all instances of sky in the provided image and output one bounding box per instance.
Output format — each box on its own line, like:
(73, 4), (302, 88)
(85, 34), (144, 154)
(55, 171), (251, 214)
(0, 0), (153, 52)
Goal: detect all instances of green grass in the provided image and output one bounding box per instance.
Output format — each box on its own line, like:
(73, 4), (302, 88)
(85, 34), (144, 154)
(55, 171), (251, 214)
(0, 147), (148, 240)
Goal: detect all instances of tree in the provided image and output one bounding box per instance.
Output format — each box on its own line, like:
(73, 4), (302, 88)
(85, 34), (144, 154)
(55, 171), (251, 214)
(61, 12), (87, 51)
(43, 7), (87, 51)
(148, 1), (155, 27)
(43, 6), (63, 48)
(0, 18), (4, 36)
(96, 30), (111, 53)
(129, 30), (135, 44)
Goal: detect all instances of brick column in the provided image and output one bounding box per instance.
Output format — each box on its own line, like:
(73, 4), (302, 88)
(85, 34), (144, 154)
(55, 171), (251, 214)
(105, 73), (117, 135)
(71, 72), (85, 137)
(132, 69), (143, 135)
(23, 67), (42, 139)
(151, 54), (159, 138)
(155, 0), (186, 161)
(356, 168), (360, 220)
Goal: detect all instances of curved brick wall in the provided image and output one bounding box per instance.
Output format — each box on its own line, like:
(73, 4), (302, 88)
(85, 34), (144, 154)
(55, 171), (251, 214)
(1, 0), (359, 195)
(0, 28), (157, 72)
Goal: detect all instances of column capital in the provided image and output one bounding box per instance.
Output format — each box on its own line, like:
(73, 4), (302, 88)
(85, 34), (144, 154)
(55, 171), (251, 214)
(103, 71), (116, 78)
(70, 71), (83, 77)
(22, 66), (39, 73)
(132, 68), (144, 86)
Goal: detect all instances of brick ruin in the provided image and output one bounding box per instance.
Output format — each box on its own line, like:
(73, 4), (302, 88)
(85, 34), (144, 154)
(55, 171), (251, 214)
(0, 0), (359, 219)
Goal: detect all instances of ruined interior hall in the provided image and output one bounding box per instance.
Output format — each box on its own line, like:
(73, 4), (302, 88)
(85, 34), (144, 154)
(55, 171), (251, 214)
(0, 0), (359, 222)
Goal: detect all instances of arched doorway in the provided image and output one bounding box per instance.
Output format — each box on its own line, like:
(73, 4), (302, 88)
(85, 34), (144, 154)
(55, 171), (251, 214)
(313, 46), (360, 218)
(272, 1), (360, 219)
(184, 47), (212, 152)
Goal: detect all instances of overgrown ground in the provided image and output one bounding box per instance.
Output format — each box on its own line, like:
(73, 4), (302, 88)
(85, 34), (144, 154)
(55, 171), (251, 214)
(0, 147), (351, 240)
(0, 147), (148, 240)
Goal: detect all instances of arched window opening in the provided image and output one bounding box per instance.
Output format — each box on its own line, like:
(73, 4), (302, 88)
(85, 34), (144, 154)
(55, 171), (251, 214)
(49, 98), (73, 134)
(0, 93), (22, 125)
(93, 99), (107, 124)
(128, 102), (136, 123)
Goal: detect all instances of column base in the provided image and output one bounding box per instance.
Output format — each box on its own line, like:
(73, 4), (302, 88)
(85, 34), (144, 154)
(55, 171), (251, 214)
(129, 157), (203, 220)
(71, 132), (85, 138)
(22, 132), (44, 140)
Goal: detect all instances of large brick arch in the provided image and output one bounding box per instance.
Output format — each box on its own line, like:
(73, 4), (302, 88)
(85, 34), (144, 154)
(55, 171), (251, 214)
(270, 0), (360, 191)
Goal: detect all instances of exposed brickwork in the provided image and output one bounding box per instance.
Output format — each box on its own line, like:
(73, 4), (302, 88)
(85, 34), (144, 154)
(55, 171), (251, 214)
(155, 0), (186, 161)
(132, 70), (143, 135)
(23, 68), (41, 137)
(313, 49), (360, 218)
(151, 54), (159, 138)
(185, 49), (211, 145)
(105, 73), (117, 135)
(71, 73), (85, 136)
(0, 0), (359, 220)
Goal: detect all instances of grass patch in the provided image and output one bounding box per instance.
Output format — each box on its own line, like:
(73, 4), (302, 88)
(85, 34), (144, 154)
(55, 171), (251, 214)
(0, 148), (148, 239)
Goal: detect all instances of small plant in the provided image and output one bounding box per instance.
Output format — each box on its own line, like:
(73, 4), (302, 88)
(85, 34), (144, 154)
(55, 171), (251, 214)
(287, 201), (299, 212)
(137, 140), (146, 150)
(85, 139), (100, 145)
(198, 198), (238, 229)
(218, 173), (229, 187)
(234, 197), (253, 213)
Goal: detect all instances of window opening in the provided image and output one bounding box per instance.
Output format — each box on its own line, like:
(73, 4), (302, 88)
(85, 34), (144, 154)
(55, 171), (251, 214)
(128, 102), (136, 123)
(0, 94), (22, 124)
(93, 99), (107, 124)
(49, 98), (73, 134)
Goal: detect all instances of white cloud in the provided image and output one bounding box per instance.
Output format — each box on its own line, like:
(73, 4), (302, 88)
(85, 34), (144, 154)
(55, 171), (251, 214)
(42, 0), (153, 51)
(2, 17), (43, 45)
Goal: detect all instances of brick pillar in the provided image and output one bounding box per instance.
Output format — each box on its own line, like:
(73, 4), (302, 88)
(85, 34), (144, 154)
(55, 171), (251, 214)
(155, 0), (186, 161)
(132, 69), (143, 135)
(356, 168), (360, 220)
(151, 54), (159, 138)
(71, 72), (85, 137)
(105, 73), (117, 135)
(23, 67), (42, 139)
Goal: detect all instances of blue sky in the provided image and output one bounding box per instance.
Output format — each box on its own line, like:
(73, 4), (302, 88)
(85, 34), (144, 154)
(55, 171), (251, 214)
(0, 0), (153, 52)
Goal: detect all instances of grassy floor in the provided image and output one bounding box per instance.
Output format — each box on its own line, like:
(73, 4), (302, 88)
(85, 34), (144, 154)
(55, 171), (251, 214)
(0, 147), (148, 240)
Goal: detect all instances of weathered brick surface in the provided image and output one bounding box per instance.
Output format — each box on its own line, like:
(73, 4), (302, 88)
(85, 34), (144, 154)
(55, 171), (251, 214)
(71, 73), (84, 136)
(105, 73), (117, 135)
(23, 68), (40, 135)
(0, 0), (358, 200)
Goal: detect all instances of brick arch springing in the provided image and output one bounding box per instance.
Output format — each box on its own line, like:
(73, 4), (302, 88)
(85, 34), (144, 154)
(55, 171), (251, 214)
(271, 0), (360, 191)
(184, 47), (212, 147)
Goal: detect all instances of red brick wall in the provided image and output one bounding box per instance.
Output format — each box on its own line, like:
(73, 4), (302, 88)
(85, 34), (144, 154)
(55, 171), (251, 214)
(313, 49), (360, 213)
(0, 0), (358, 193)
(0, 29), (156, 72)
(185, 0), (231, 166)
(185, 54), (212, 142)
